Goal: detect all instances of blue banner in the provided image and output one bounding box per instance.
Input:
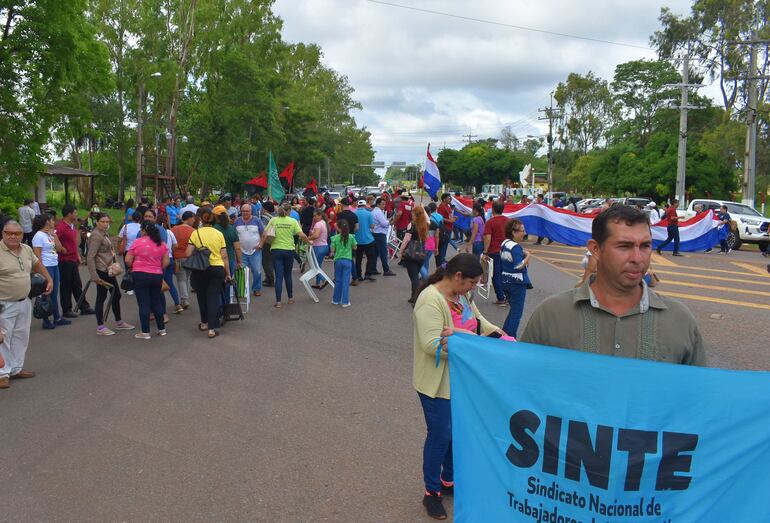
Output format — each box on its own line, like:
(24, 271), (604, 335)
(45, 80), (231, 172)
(448, 334), (770, 522)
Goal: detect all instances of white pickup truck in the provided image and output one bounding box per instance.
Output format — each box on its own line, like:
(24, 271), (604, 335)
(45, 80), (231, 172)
(678, 199), (770, 250)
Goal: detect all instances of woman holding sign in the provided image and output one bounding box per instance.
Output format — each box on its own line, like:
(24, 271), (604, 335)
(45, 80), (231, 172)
(412, 253), (505, 519)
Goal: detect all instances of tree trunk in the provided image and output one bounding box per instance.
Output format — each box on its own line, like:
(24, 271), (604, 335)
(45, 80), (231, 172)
(136, 80), (144, 198)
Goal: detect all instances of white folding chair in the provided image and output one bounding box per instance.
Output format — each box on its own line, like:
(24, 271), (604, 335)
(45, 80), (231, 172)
(299, 247), (335, 303)
(476, 255), (492, 300)
(387, 226), (403, 261)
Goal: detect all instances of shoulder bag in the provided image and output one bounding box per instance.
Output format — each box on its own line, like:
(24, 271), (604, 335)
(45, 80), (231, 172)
(403, 227), (426, 262)
(182, 230), (211, 272)
(263, 223), (276, 245)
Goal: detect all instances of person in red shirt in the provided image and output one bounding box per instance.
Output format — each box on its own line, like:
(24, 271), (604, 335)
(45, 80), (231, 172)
(655, 199), (682, 256)
(394, 195), (413, 239)
(482, 201), (509, 304)
(56, 205), (94, 317)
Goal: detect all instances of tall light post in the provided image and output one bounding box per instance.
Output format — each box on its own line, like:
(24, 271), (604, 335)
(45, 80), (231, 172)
(135, 71), (161, 198)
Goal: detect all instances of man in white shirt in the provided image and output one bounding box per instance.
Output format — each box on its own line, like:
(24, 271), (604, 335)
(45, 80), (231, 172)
(234, 204), (264, 296)
(18, 199), (36, 245)
(179, 195), (199, 218)
(371, 197), (395, 276)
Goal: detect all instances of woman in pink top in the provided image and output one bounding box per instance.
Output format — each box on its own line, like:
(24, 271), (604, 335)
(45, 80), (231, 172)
(125, 221), (170, 339)
(308, 209), (330, 288)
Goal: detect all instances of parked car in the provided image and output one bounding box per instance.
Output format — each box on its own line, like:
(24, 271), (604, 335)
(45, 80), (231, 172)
(577, 198), (604, 212)
(678, 199), (770, 250)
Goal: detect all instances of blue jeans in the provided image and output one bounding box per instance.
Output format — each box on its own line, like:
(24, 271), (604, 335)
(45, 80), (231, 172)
(420, 251), (434, 280)
(43, 265), (61, 324)
(373, 232), (390, 272)
(133, 271), (164, 333)
(437, 237), (449, 266)
(271, 248), (294, 301)
(503, 284), (527, 338)
(163, 260), (180, 309)
(490, 252), (505, 301)
(418, 392), (453, 493)
(332, 259), (352, 305)
(472, 241), (484, 259)
(242, 250), (263, 291)
(312, 245), (329, 285)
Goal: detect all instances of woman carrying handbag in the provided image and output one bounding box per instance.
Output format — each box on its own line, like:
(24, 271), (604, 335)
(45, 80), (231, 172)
(87, 213), (134, 336)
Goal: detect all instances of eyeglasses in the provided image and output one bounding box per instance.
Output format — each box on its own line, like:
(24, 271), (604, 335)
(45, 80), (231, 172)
(3, 231), (22, 237)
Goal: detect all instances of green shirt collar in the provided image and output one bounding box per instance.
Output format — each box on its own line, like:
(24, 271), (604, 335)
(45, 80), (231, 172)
(573, 275), (667, 316)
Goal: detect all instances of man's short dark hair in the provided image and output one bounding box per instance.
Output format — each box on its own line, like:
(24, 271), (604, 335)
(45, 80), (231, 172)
(375, 197), (383, 206)
(341, 196), (350, 206)
(592, 205), (650, 245)
(492, 201), (504, 215)
(263, 201), (275, 213)
(62, 204), (76, 217)
(440, 192), (451, 201)
(672, 198), (679, 204)
(181, 211), (195, 221)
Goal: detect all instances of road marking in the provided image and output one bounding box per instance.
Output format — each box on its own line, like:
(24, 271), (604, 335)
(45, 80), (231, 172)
(549, 266), (770, 309)
(730, 261), (770, 278)
(533, 255), (770, 287)
(651, 253), (678, 266)
(652, 279), (770, 298)
(655, 291), (770, 311)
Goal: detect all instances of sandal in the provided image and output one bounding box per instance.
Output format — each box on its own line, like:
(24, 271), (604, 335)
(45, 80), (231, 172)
(207, 330), (218, 339)
(287, 299), (295, 305)
(198, 323), (208, 331)
(274, 303), (282, 308)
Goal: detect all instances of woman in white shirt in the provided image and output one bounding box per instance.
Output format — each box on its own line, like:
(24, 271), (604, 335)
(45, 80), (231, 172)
(31, 214), (68, 329)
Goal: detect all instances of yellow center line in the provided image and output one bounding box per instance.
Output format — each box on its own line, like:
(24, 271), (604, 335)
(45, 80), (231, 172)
(651, 253), (678, 267)
(534, 251), (764, 278)
(730, 261), (770, 278)
(534, 255), (770, 287)
(536, 263), (770, 310)
(656, 291), (770, 311)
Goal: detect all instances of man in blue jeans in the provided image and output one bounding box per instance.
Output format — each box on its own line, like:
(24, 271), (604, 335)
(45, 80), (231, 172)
(656, 199), (682, 256)
(234, 204), (264, 297)
(371, 197), (396, 276)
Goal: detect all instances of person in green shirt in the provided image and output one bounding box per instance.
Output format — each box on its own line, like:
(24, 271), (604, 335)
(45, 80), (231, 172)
(212, 205), (241, 275)
(330, 218), (357, 307)
(259, 202), (310, 308)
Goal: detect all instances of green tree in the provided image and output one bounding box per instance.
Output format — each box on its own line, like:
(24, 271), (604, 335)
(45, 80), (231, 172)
(554, 71), (616, 154)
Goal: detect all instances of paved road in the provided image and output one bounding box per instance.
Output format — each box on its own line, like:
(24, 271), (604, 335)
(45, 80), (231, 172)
(1, 242), (768, 522)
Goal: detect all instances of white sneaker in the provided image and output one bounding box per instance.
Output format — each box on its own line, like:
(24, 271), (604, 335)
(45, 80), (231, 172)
(331, 301), (340, 305)
(134, 332), (151, 340)
(342, 303), (351, 308)
(157, 329), (167, 336)
(97, 327), (115, 336)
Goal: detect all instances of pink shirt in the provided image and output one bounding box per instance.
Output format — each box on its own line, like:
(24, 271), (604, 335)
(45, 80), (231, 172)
(128, 236), (167, 274)
(311, 220), (328, 247)
(447, 296), (478, 332)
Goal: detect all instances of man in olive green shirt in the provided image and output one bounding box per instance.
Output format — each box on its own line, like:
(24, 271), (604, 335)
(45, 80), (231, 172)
(521, 205), (707, 366)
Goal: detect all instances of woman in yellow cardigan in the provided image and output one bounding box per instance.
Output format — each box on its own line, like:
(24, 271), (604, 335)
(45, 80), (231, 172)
(413, 253), (503, 519)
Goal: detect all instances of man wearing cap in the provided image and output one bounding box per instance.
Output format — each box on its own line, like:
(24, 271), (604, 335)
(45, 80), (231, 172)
(354, 199), (377, 282)
(0, 220), (53, 389)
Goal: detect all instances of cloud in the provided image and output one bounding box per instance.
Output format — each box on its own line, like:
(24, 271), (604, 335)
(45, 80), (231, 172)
(273, 0), (695, 165)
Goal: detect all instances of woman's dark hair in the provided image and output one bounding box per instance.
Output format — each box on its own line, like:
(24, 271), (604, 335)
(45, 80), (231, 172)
(290, 196), (299, 206)
(375, 197), (384, 206)
(216, 210), (230, 228)
(125, 198), (135, 210)
(472, 203), (485, 221)
(417, 253), (483, 297)
(427, 202), (437, 213)
(263, 201), (275, 213)
(197, 206), (215, 225)
(92, 212), (109, 224)
(131, 210), (142, 222)
(32, 214), (51, 235)
(136, 205), (148, 219)
(504, 218), (523, 239)
(141, 220), (161, 245)
(592, 204), (650, 245)
(337, 218), (350, 246)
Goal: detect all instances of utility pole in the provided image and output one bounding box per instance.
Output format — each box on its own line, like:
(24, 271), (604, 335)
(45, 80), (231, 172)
(663, 52), (703, 205)
(675, 51), (690, 205)
(741, 30), (768, 208)
(539, 92), (562, 202)
(462, 129), (477, 144)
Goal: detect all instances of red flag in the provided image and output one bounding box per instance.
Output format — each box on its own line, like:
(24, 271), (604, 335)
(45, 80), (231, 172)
(246, 172), (268, 188)
(278, 161), (295, 186)
(305, 176), (318, 195)
(418, 174), (425, 189)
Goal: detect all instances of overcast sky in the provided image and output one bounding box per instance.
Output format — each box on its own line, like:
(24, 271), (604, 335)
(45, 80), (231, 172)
(273, 0), (700, 170)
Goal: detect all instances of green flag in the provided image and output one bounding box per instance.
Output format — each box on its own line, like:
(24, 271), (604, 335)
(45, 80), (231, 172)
(267, 150), (285, 202)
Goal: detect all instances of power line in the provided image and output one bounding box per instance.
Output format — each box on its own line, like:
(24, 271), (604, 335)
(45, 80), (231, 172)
(366, 0), (652, 51)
